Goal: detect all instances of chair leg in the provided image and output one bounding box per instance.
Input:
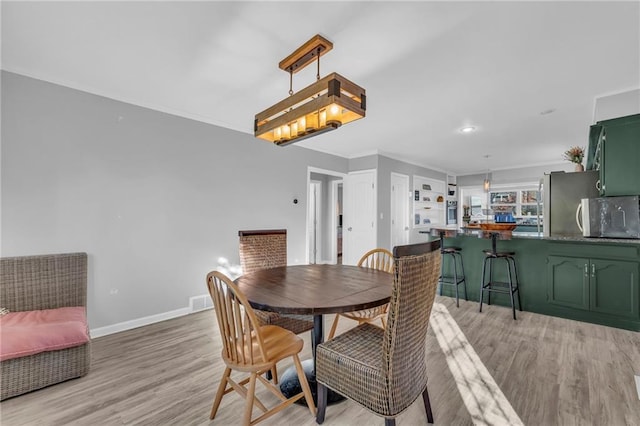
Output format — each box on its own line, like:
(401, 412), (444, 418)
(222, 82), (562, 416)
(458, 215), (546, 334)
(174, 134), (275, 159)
(243, 372), (258, 426)
(327, 314), (340, 340)
(452, 254), (460, 307)
(316, 382), (327, 424)
(210, 367), (232, 420)
(385, 418), (396, 426)
(512, 257), (523, 311)
(487, 257), (493, 306)
(293, 354), (316, 416)
(459, 253), (468, 301)
(479, 257), (488, 312)
(439, 253), (445, 296)
(422, 386), (434, 424)
(506, 257), (517, 320)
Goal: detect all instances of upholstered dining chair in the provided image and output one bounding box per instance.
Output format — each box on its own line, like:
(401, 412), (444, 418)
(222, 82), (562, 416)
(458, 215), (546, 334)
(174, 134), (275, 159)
(206, 271), (316, 426)
(316, 240), (442, 426)
(238, 229), (314, 339)
(327, 248), (394, 340)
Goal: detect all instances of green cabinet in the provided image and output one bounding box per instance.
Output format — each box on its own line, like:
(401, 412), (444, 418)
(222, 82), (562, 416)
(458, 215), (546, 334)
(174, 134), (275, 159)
(547, 255), (639, 319)
(590, 258), (639, 318)
(547, 256), (590, 310)
(592, 114), (640, 196)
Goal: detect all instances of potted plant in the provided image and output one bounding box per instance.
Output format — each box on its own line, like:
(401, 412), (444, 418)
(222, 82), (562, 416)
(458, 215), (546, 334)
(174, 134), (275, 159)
(563, 146), (585, 171)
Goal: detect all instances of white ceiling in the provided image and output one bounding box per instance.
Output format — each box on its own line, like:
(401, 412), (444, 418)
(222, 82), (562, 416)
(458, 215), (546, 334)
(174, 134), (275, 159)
(2, 1), (638, 175)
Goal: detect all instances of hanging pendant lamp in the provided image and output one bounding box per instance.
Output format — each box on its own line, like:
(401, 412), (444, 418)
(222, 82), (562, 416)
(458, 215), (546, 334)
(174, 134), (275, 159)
(254, 34), (366, 146)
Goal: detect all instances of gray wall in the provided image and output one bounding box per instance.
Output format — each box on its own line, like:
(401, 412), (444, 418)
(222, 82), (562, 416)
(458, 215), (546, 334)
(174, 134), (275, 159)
(348, 154), (378, 172)
(1, 71), (348, 329)
(2, 71), (580, 331)
(375, 156), (447, 248)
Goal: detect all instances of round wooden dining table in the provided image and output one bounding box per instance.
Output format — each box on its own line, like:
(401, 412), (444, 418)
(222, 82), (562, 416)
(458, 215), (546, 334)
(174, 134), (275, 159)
(234, 263), (393, 404)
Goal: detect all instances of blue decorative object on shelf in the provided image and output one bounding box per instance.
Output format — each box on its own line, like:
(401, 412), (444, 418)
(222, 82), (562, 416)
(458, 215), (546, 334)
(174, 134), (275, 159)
(494, 213), (515, 223)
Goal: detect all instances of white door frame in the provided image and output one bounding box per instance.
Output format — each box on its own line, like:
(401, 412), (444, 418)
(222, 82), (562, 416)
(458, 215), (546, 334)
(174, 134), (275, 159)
(306, 167), (346, 264)
(390, 172), (410, 247)
(330, 179), (342, 264)
(309, 180), (322, 264)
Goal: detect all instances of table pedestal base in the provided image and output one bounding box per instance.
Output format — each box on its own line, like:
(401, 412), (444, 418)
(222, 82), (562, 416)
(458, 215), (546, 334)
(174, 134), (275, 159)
(279, 359), (345, 406)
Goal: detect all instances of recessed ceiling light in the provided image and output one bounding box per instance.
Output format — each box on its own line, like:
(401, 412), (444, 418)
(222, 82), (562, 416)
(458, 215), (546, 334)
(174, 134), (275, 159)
(460, 126), (476, 133)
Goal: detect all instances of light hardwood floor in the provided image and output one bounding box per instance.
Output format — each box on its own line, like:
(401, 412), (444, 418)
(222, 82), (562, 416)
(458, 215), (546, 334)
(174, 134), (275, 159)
(1, 296), (639, 425)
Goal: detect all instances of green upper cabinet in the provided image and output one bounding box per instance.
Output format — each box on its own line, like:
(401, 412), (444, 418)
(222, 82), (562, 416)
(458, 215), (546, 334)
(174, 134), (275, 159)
(598, 114), (640, 196)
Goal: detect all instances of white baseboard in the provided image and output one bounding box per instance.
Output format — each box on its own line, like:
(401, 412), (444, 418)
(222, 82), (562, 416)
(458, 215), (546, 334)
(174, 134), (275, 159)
(90, 306), (192, 338)
(90, 294), (215, 338)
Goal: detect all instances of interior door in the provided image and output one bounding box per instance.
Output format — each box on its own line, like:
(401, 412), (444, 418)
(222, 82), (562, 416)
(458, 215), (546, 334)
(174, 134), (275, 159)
(390, 173), (410, 248)
(343, 170), (376, 265)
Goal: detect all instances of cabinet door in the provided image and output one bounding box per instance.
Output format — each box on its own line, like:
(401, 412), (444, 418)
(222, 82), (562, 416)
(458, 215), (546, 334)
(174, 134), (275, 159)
(547, 256), (590, 310)
(601, 119), (640, 196)
(590, 259), (639, 319)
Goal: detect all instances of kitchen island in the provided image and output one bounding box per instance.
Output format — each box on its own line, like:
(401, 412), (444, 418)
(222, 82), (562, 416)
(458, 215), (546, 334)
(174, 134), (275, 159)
(420, 229), (640, 331)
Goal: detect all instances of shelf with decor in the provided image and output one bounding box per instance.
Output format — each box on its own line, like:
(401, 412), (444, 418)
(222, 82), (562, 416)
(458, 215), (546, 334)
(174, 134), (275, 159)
(413, 176), (446, 228)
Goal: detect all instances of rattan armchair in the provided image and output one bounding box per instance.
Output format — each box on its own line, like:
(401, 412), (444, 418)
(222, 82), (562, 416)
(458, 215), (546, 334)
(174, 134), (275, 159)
(327, 248), (393, 340)
(206, 271), (316, 425)
(238, 230), (314, 336)
(316, 241), (442, 425)
(0, 253), (90, 401)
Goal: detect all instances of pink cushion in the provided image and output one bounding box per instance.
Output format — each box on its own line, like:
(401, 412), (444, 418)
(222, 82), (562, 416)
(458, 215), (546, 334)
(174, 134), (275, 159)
(0, 307), (89, 361)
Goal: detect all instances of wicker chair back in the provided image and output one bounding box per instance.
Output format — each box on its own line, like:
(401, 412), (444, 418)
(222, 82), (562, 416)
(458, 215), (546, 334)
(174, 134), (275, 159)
(238, 229), (286, 274)
(383, 240), (441, 414)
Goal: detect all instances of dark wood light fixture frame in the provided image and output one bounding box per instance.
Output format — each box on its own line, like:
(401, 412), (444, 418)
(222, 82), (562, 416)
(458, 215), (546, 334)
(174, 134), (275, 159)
(254, 34), (366, 146)
(279, 34), (333, 74)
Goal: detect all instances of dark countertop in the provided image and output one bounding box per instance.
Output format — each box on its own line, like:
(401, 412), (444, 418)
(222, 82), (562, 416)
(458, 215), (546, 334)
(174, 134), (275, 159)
(418, 228), (640, 245)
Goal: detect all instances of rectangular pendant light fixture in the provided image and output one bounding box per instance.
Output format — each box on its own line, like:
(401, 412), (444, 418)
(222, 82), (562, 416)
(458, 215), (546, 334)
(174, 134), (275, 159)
(254, 35), (366, 146)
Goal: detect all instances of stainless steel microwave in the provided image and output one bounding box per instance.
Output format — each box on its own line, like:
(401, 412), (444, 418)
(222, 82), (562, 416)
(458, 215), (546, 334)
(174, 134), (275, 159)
(579, 196), (640, 238)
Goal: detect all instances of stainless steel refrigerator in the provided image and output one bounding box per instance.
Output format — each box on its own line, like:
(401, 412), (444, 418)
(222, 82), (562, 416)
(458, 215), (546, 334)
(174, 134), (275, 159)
(542, 170), (600, 237)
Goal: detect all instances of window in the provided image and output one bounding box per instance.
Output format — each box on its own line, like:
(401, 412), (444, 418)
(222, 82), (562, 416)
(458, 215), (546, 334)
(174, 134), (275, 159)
(490, 188), (541, 218)
(520, 191), (540, 216)
(460, 183), (542, 225)
(490, 191), (517, 215)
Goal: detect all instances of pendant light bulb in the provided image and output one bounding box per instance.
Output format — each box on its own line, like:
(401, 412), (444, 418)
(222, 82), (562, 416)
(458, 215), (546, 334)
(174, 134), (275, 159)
(483, 154), (491, 193)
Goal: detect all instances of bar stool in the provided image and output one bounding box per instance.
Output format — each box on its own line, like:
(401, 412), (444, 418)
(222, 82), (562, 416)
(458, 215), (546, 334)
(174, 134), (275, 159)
(479, 232), (522, 320)
(438, 230), (467, 307)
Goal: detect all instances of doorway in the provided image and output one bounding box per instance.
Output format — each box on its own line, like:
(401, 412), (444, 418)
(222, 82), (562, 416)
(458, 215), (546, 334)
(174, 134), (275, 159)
(307, 168), (345, 264)
(390, 173), (410, 247)
(308, 181), (322, 264)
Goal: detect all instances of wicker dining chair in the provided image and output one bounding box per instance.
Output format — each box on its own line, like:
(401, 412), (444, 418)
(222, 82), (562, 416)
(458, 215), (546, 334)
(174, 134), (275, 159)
(327, 248), (394, 340)
(316, 240), (442, 426)
(206, 271), (316, 425)
(238, 229), (314, 337)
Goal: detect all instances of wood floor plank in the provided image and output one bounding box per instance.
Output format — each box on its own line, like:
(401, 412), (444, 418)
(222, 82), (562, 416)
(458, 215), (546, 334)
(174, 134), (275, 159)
(1, 296), (639, 425)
